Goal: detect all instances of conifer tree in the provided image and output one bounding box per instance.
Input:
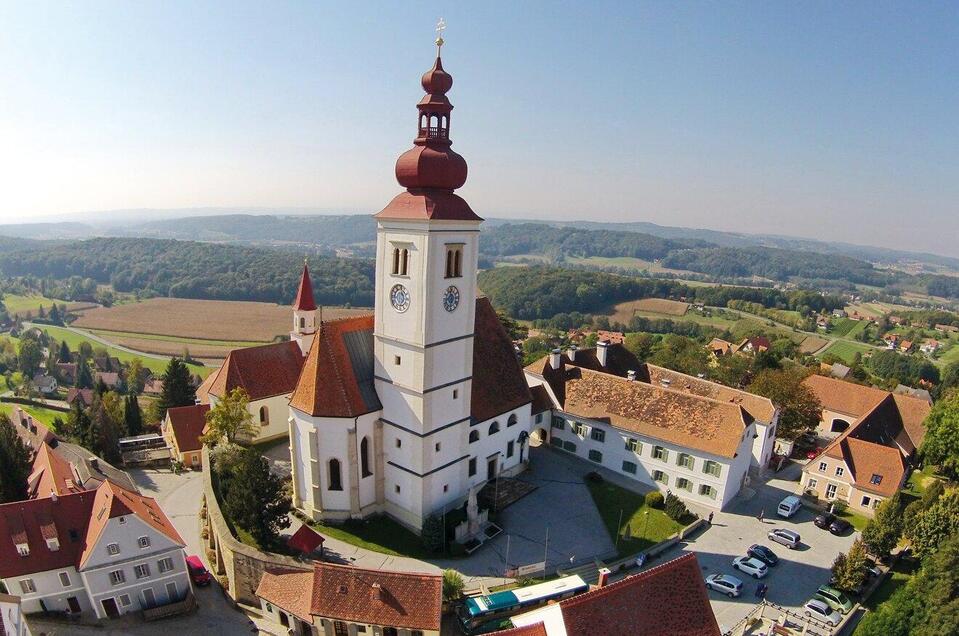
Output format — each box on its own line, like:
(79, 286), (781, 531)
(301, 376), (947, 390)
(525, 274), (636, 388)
(0, 414), (32, 503)
(158, 358), (196, 420)
(124, 394), (144, 437)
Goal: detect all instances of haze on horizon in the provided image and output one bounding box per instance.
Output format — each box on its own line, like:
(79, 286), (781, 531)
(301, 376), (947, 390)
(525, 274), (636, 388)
(1, 2), (957, 257)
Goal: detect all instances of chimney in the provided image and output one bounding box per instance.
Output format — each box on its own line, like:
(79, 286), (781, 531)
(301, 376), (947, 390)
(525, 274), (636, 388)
(371, 582), (386, 601)
(626, 370), (636, 382)
(596, 340), (609, 367)
(567, 345), (577, 362)
(549, 349), (562, 370)
(50, 490), (58, 503)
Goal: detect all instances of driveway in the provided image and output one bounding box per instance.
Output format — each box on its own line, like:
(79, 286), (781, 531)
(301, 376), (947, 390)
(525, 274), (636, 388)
(676, 463), (858, 631)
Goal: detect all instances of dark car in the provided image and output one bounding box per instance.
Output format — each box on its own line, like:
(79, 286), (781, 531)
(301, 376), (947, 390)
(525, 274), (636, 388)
(829, 518), (853, 535)
(814, 512), (836, 529)
(747, 544), (780, 567)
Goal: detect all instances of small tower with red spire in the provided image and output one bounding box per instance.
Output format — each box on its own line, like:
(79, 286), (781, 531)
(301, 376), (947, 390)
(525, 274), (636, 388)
(291, 262), (318, 354)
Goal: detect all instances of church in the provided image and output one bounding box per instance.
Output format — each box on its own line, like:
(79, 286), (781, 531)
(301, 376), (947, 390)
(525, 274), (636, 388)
(281, 47), (535, 532)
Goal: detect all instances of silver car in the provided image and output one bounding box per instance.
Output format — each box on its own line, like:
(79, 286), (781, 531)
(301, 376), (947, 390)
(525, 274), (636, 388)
(767, 528), (801, 549)
(803, 598), (842, 626)
(704, 573), (743, 598)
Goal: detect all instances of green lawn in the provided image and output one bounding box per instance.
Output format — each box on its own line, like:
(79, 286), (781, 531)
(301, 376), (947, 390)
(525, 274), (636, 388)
(936, 341), (959, 367)
(862, 558), (918, 611)
(837, 508), (870, 532)
(584, 478), (688, 557)
(820, 340), (873, 364)
(85, 328), (265, 349)
(846, 320), (870, 339)
(303, 516), (437, 558)
(2, 293), (67, 317)
(36, 325), (214, 378)
(0, 403), (66, 429)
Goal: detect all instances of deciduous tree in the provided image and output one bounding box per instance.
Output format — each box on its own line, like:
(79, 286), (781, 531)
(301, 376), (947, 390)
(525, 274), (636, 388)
(748, 367), (821, 440)
(904, 490), (959, 559)
(862, 492), (904, 556)
(920, 390), (959, 480)
(831, 538), (868, 593)
(201, 387), (258, 446)
(17, 339), (42, 377)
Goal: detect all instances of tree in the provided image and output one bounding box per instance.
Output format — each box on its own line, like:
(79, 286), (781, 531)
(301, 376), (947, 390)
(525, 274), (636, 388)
(75, 358), (94, 389)
(862, 492), (904, 556)
(58, 340), (71, 363)
(904, 490), (959, 559)
(442, 569), (465, 602)
(157, 358), (196, 420)
(649, 335), (709, 377)
(125, 358), (145, 394)
(748, 367), (821, 440)
(221, 448), (291, 546)
(712, 353), (752, 388)
(920, 390), (959, 480)
(624, 332), (657, 360)
(124, 395), (144, 437)
(65, 401), (94, 450)
(421, 514), (444, 553)
(664, 490), (690, 523)
(830, 538), (868, 593)
(496, 310), (529, 341)
(0, 414), (32, 503)
(17, 339), (42, 377)
(201, 387), (257, 446)
(90, 396), (123, 464)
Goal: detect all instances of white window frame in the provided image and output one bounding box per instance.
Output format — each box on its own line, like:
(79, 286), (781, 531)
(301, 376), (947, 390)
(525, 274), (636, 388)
(825, 483), (838, 499)
(819, 462), (827, 472)
(835, 466), (844, 477)
(19, 579), (36, 594)
(106, 543), (120, 556)
(157, 557), (174, 573)
(134, 563), (151, 579)
(109, 569), (126, 585)
(138, 536), (151, 549)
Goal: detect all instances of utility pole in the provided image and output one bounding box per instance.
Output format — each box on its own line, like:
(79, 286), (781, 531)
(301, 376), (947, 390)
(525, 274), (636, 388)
(504, 534), (511, 578)
(543, 526), (549, 581)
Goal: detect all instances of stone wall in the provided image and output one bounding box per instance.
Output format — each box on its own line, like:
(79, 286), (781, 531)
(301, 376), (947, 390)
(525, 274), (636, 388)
(200, 445), (311, 606)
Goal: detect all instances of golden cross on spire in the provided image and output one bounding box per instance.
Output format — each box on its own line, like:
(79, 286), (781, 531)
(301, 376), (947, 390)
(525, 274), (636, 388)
(435, 17), (446, 53)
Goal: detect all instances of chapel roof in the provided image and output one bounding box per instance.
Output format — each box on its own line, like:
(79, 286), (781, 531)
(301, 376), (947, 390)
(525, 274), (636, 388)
(207, 340), (306, 401)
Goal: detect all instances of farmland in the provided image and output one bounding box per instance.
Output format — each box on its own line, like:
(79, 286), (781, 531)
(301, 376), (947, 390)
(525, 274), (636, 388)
(73, 298), (370, 343)
(610, 298), (689, 323)
(820, 340), (874, 364)
(798, 336), (829, 354)
(2, 293), (96, 318)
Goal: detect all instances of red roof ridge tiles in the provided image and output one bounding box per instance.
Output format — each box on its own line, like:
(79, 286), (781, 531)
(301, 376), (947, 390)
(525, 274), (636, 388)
(293, 263), (317, 311)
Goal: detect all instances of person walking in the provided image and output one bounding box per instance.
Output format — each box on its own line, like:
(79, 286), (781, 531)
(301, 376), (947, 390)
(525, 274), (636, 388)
(758, 509), (765, 523)
(707, 512), (714, 526)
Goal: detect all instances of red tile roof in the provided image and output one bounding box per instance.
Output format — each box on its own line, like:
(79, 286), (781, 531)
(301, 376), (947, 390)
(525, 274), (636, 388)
(375, 190), (482, 222)
(28, 443), (83, 498)
(165, 404), (210, 453)
(287, 524), (324, 554)
(496, 624), (548, 636)
(309, 562), (441, 631)
(257, 563), (442, 631)
(825, 437), (906, 497)
(802, 374), (889, 418)
(5, 407), (57, 451)
(294, 264), (317, 311)
(207, 340), (305, 401)
(290, 315), (379, 418)
(0, 490), (96, 578)
(529, 385), (554, 415)
(471, 297), (532, 422)
(66, 388), (94, 407)
(645, 364), (776, 423)
(559, 553), (720, 636)
(255, 568), (315, 623)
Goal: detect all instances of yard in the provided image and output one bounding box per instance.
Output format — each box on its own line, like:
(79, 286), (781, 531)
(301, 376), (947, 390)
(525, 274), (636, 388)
(0, 402), (66, 428)
(300, 516), (436, 558)
(820, 340), (874, 364)
(584, 478), (688, 557)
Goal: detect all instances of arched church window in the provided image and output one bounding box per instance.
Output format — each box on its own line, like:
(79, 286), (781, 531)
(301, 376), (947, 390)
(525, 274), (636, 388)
(454, 249), (462, 277)
(360, 437), (372, 478)
(328, 459), (342, 491)
(259, 406), (269, 424)
(299, 317), (305, 329)
(507, 414), (518, 427)
(489, 421), (500, 435)
(392, 248), (400, 275)
(445, 245), (463, 279)
(469, 430), (479, 444)
(401, 249), (410, 276)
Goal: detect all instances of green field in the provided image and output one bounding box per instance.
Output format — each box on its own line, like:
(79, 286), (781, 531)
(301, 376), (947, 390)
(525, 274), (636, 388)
(0, 403), (65, 429)
(829, 318), (859, 337)
(85, 328), (264, 349)
(937, 343), (959, 367)
(584, 478), (688, 557)
(2, 293), (65, 316)
(820, 340), (873, 364)
(36, 325), (214, 378)
(567, 256), (720, 287)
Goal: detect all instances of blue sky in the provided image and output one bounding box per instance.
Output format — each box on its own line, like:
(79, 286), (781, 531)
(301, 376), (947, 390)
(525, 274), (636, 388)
(1, 2), (957, 256)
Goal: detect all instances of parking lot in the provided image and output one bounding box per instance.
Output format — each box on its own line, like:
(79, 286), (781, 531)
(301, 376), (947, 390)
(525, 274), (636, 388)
(677, 463), (858, 631)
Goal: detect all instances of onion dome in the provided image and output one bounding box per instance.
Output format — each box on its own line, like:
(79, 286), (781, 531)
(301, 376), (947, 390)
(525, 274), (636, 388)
(376, 46), (481, 222)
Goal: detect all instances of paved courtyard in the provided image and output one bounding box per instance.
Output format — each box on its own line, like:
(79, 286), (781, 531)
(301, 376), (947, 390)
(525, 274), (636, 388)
(675, 462), (858, 632)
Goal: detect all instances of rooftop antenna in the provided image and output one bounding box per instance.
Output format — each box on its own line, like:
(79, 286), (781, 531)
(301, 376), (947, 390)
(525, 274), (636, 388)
(435, 17), (446, 55)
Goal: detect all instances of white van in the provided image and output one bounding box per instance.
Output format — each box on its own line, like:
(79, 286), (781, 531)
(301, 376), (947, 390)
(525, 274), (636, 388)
(777, 495), (802, 518)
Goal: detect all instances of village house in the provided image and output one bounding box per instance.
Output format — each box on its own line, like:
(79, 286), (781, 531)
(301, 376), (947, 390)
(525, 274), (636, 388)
(161, 404), (210, 469)
(255, 562), (441, 636)
(920, 339), (940, 355)
(735, 336), (770, 354)
(31, 374), (58, 395)
(799, 375), (930, 516)
(524, 343), (779, 510)
(0, 480), (191, 619)
(934, 323), (959, 334)
(595, 330), (625, 345)
(0, 592), (31, 636)
(707, 337), (734, 358)
(55, 362), (77, 385)
(505, 553), (720, 636)
(66, 388), (95, 409)
(898, 340), (914, 353)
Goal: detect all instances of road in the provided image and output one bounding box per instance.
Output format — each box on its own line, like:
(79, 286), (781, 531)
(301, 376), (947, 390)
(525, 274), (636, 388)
(24, 321), (171, 361)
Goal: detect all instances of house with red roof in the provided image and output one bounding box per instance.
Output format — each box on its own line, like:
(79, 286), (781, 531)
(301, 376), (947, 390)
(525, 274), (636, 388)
(161, 404), (210, 469)
(255, 562), (441, 636)
(505, 553), (720, 636)
(0, 479), (191, 619)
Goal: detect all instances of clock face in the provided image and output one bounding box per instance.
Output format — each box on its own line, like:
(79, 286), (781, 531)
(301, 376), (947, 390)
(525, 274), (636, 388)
(390, 284), (411, 313)
(443, 285), (460, 312)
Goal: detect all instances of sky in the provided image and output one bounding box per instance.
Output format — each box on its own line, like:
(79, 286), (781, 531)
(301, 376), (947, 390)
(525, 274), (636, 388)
(1, 2), (957, 256)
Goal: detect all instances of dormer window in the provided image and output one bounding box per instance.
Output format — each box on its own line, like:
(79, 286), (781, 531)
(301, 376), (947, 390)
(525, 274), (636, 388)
(16, 542), (29, 557)
(46, 537), (60, 552)
(107, 543), (120, 555)
(445, 245), (463, 278)
(870, 474), (883, 485)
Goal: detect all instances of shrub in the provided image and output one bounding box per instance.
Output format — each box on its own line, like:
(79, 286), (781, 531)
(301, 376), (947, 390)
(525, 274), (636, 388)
(421, 514), (444, 553)
(645, 491), (665, 509)
(664, 491), (689, 522)
(442, 569), (465, 602)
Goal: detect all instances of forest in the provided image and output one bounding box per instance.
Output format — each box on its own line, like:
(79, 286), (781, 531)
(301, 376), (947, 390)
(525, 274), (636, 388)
(0, 237), (375, 306)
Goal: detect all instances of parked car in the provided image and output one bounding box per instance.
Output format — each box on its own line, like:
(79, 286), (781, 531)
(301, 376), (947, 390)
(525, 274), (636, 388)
(814, 512), (836, 529)
(815, 585), (853, 614)
(777, 495), (802, 518)
(767, 528), (801, 549)
(806, 447), (825, 460)
(704, 574), (743, 598)
(186, 555), (212, 586)
(747, 544), (779, 567)
(829, 518), (853, 535)
(732, 556), (768, 579)
(803, 598), (842, 627)
(864, 558), (882, 578)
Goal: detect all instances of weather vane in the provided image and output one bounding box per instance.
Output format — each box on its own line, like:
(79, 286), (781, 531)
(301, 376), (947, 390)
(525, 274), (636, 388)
(435, 17), (446, 53)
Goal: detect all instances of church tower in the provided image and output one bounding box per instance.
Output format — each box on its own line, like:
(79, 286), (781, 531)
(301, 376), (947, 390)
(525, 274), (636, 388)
(372, 38), (482, 529)
(291, 262), (317, 354)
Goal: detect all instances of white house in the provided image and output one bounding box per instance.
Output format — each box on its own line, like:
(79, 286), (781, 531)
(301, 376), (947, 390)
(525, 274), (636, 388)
(0, 593), (31, 636)
(286, 49), (535, 533)
(524, 347), (765, 510)
(0, 480), (191, 620)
